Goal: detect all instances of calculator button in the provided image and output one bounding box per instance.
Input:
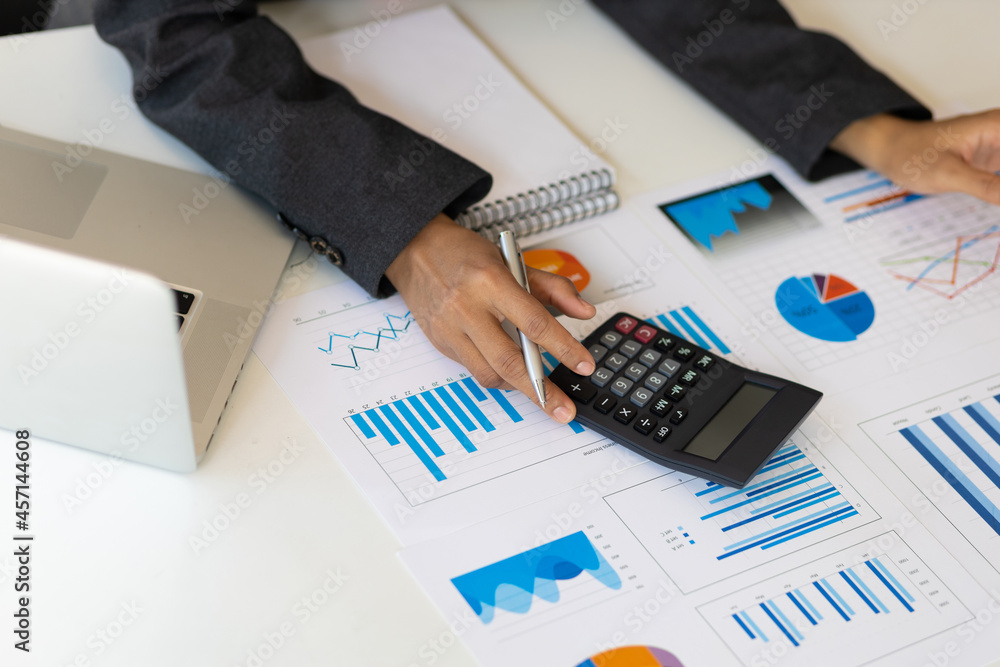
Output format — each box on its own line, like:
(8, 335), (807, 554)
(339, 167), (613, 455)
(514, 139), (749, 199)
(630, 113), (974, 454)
(600, 331), (623, 348)
(654, 335), (677, 352)
(653, 425), (672, 443)
(669, 408), (688, 425)
(657, 358), (681, 378)
(565, 380), (596, 404)
(624, 363), (647, 382)
(619, 340), (642, 359)
(630, 387), (653, 407)
(695, 354), (715, 370)
(589, 344), (608, 363)
(674, 345), (695, 361)
(634, 415), (656, 435)
(638, 349), (662, 368)
(594, 394), (616, 415)
(666, 384), (688, 400)
(605, 353), (627, 372)
(650, 397), (672, 417)
(680, 369), (700, 385)
(591, 367), (614, 387)
(644, 372), (667, 391)
(633, 325), (657, 343)
(610, 378), (634, 397)
(614, 405), (636, 424)
(614, 316), (638, 335)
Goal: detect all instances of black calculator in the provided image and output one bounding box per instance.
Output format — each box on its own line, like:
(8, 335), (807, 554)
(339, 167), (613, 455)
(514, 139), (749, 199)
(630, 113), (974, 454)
(548, 313), (822, 488)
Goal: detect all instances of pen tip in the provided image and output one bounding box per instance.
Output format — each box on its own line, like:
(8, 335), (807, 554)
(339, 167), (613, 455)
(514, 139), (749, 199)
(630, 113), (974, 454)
(535, 379), (547, 408)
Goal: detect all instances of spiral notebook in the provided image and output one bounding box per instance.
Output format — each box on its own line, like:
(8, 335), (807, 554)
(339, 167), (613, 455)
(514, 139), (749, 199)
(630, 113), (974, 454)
(300, 5), (619, 240)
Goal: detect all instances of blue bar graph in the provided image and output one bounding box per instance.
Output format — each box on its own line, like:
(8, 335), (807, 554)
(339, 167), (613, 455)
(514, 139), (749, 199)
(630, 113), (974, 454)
(648, 307), (730, 355)
(694, 446), (859, 560)
(899, 421), (1000, 535)
(348, 378), (584, 482)
(733, 557), (915, 649)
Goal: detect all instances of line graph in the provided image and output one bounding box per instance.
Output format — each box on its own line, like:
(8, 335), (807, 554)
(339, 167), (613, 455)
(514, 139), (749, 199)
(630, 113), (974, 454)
(880, 224), (1000, 299)
(317, 311), (416, 369)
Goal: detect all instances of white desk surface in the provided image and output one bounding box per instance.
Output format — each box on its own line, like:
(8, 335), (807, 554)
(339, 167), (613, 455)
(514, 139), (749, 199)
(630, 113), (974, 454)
(1, 1), (998, 666)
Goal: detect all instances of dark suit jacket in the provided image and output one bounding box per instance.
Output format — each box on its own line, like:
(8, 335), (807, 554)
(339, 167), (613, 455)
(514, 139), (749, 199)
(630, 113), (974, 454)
(94, 0), (929, 298)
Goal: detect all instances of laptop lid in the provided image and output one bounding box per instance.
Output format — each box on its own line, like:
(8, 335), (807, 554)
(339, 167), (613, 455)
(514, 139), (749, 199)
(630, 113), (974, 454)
(0, 236), (197, 472)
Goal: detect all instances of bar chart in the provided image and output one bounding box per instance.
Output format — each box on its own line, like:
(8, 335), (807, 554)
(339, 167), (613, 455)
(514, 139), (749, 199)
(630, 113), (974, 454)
(699, 536), (971, 666)
(604, 434), (874, 592)
(820, 172), (926, 223)
(345, 376), (595, 502)
(861, 376), (1000, 566)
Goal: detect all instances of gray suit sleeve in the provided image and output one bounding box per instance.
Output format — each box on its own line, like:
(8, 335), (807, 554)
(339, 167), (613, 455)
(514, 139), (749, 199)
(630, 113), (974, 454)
(592, 0), (932, 180)
(93, 0), (492, 297)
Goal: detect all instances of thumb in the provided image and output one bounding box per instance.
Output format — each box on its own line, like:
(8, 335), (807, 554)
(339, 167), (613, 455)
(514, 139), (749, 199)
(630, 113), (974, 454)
(925, 154), (1000, 206)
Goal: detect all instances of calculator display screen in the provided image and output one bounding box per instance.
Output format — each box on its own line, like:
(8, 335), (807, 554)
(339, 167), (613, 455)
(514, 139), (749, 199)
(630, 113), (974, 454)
(682, 383), (777, 460)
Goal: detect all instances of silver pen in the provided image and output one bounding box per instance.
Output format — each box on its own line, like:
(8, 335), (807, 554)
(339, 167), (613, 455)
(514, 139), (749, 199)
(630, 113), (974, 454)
(497, 230), (547, 408)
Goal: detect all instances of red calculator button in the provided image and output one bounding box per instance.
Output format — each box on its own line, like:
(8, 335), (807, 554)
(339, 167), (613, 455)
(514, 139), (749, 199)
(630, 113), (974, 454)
(634, 325), (656, 343)
(614, 316), (638, 334)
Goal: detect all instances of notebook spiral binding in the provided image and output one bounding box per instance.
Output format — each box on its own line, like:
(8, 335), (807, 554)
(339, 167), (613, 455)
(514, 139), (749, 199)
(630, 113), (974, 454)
(456, 169), (615, 232)
(477, 190), (620, 243)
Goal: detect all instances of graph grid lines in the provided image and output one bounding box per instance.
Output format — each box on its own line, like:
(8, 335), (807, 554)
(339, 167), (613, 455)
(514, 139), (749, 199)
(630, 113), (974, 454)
(317, 310), (416, 369)
(348, 376), (587, 490)
(696, 443), (859, 560)
(731, 556), (916, 650)
(898, 394), (1000, 537)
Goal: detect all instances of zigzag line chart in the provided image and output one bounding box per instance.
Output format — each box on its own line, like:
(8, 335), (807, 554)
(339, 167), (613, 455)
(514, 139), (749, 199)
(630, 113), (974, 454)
(317, 311), (416, 370)
(879, 224), (1000, 300)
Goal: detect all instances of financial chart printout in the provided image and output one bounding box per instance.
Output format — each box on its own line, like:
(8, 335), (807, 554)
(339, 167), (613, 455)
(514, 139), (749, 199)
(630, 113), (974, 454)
(630, 159), (1000, 393)
(254, 278), (642, 544)
(253, 210), (762, 545)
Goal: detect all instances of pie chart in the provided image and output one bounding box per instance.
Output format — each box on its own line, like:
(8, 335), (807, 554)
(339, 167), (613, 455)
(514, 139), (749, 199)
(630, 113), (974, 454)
(775, 273), (875, 342)
(575, 646), (685, 667)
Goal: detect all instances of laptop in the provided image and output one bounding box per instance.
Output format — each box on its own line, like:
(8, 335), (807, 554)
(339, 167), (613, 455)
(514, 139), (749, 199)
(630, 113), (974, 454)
(0, 125), (296, 471)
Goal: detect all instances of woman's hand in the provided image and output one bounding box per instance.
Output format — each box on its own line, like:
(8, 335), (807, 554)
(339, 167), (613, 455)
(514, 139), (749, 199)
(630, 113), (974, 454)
(385, 214), (597, 424)
(831, 110), (1000, 204)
